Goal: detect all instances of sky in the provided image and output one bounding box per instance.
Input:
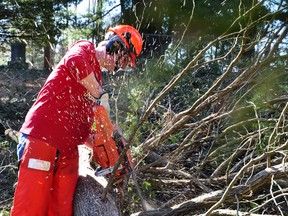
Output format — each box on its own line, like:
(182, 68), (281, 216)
(72, 0), (121, 27)
(75, 0), (121, 16)
(76, 0), (89, 15)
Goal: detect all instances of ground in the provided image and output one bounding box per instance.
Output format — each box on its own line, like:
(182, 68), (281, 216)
(0, 66), (48, 214)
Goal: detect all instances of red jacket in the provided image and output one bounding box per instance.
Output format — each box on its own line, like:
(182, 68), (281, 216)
(21, 40), (102, 156)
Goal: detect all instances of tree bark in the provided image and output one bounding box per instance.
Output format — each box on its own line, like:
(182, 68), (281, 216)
(44, 46), (51, 70)
(73, 146), (121, 216)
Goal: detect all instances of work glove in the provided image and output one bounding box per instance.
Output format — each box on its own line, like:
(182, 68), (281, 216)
(95, 92), (110, 116)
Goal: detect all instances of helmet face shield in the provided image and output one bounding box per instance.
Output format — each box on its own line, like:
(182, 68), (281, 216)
(105, 25), (143, 68)
(104, 33), (136, 69)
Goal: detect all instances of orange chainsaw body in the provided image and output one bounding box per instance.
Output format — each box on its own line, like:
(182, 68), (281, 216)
(92, 105), (134, 177)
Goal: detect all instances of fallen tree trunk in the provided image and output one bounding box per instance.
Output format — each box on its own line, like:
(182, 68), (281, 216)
(132, 162), (288, 216)
(73, 146), (121, 216)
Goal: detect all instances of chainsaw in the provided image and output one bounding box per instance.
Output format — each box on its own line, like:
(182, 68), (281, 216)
(92, 104), (134, 178)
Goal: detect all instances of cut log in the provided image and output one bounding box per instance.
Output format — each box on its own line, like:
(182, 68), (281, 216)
(73, 174), (121, 216)
(74, 146), (121, 216)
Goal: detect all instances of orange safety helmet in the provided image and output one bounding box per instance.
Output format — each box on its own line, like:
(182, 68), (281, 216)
(105, 24), (143, 67)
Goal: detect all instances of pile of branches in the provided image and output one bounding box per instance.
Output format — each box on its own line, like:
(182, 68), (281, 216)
(108, 4), (288, 215)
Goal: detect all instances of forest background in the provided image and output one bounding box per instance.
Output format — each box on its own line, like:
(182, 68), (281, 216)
(0, 0), (287, 215)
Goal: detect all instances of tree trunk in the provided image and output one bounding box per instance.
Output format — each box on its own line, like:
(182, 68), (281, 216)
(44, 46), (51, 70)
(73, 146), (121, 216)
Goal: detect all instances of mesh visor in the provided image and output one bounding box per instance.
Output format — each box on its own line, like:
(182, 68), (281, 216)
(105, 32), (137, 67)
(105, 34), (126, 54)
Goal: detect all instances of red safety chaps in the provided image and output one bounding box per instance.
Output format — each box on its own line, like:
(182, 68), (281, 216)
(10, 135), (79, 216)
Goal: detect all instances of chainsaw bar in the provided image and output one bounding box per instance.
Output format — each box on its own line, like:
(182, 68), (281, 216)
(95, 165), (123, 176)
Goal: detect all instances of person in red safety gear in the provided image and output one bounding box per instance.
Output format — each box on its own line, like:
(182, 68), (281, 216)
(10, 24), (142, 216)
